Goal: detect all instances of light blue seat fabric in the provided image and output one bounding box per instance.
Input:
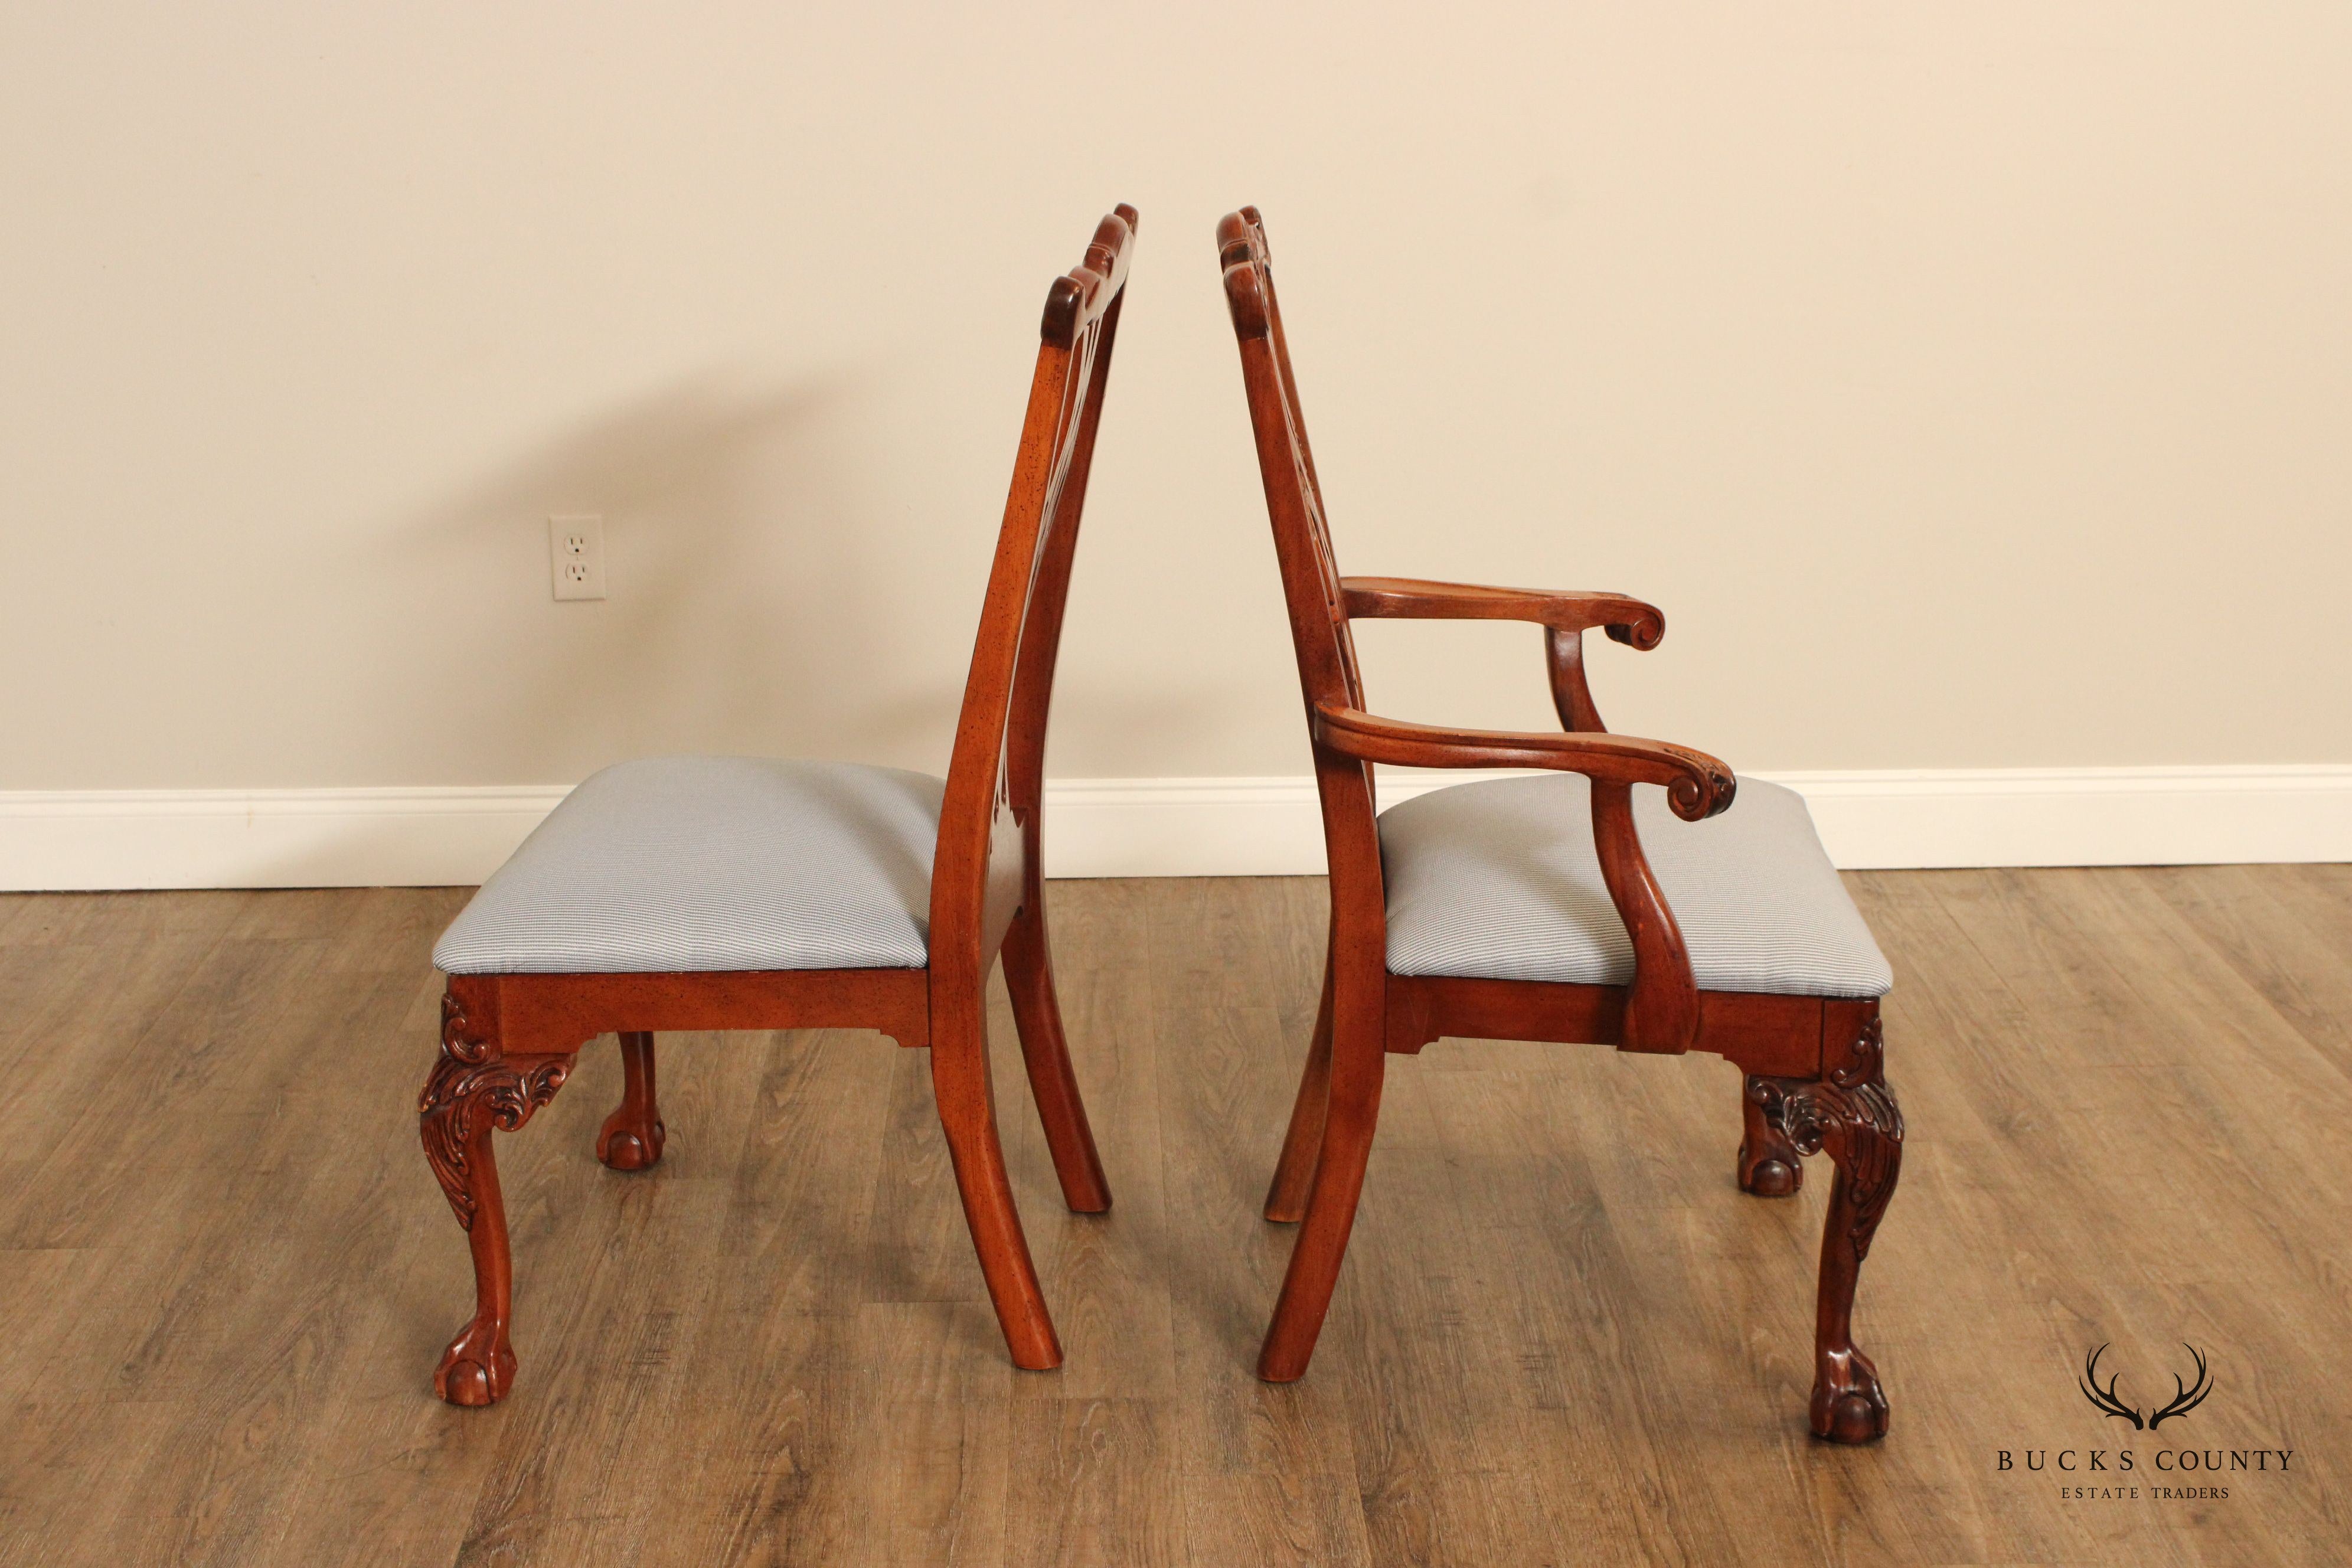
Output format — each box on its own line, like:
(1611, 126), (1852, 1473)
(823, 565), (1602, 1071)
(433, 756), (943, 975)
(1378, 774), (1892, 998)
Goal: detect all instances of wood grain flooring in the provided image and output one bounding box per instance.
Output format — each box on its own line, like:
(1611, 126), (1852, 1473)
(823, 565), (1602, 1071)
(1, 868), (2347, 1566)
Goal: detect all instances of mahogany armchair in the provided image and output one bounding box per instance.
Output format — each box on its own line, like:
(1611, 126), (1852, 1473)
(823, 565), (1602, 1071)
(1216, 207), (1902, 1443)
(416, 205), (1137, 1405)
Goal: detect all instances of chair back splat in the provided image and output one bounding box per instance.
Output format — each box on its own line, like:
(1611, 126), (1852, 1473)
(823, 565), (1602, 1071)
(935, 205), (1138, 997)
(1216, 208), (1382, 918)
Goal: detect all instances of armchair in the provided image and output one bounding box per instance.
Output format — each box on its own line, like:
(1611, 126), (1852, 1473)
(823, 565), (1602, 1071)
(1219, 206), (1902, 1444)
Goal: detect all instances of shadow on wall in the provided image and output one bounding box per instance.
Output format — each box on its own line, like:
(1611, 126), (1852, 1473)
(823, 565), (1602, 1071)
(376, 371), (972, 785)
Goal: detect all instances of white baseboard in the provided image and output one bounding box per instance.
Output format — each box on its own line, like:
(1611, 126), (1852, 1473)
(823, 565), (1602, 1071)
(0, 786), (569, 892)
(2, 766), (2346, 891)
(1757, 765), (2352, 872)
(1044, 766), (2352, 876)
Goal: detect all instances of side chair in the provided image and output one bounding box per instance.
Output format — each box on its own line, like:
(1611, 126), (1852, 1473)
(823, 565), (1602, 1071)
(416, 204), (1138, 1406)
(1215, 207), (1903, 1443)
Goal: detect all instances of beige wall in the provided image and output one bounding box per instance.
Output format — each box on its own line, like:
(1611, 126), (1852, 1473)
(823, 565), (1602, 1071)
(4, 3), (2347, 792)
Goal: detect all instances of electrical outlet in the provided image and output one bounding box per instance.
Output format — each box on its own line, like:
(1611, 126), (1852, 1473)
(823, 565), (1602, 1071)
(549, 515), (606, 600)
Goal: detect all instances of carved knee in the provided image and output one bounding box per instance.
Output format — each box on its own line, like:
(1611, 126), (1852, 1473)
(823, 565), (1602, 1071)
(419, 995), (573, 1228)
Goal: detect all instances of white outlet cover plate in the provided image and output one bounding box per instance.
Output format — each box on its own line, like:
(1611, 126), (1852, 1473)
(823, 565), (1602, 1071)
(549, 514), (606, 601)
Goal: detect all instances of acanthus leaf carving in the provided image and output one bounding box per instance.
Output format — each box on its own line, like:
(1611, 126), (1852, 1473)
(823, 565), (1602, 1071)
(1747, 1027), (1903, 1260)
(419, 994), (569, 1230)
(1830, 1014), (1885, 1089)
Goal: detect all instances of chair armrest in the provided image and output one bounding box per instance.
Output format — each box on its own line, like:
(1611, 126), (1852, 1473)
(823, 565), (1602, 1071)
(1309, 704), (1735, 821)
(1312, 701), (1729, 1053)
(1339, 578), (1665, 734)
(1340, 576), (1665, 649)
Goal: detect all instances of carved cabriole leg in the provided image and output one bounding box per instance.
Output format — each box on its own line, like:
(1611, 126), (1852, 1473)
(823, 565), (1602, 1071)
(1263, 942), (1335, 1223)
(420, 990), (575, 1407)
(1748, 1018), (1903, 1443)
(596, 1031), (665, 1171)
(1737, 1074), (1803, 1196)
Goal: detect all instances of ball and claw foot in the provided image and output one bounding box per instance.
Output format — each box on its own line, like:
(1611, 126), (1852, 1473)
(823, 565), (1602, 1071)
(1812, 1346), (1889, 1443)
(596, 1108), (665, 1171)
(1738, 1075), (1805, 1197)
(435, 1317), (516, 1407)
(1737, 1136), (1802, 1197)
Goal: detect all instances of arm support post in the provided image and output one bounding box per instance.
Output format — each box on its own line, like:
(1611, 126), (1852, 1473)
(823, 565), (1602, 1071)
(1338, 576), (1663, 733)
(1309, 703), (1733, 1052)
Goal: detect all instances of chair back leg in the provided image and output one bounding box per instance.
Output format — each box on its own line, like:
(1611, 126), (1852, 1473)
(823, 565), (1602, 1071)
(1263, 942), (1335, 1223)
(999, 906), (1110, 1213)
(1256, 966), (1386, 1382)
(929, 1005), (1063, 1370)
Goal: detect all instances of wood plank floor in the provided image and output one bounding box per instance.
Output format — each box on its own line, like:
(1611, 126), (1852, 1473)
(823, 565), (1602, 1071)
(1, 868), (2347, 1566)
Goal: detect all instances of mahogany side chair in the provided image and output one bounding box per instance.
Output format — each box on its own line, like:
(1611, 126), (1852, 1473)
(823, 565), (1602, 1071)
(415, 204), (1138, 1406)
(1214, 207), (1903, 1443)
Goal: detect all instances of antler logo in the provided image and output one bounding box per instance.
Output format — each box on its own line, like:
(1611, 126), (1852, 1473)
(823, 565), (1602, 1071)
(2078, 1343), (2214, 1430)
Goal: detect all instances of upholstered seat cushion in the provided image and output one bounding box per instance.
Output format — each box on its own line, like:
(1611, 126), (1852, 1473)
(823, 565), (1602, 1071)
(433, 756), (943, 975)
(1379, 775), (1892, 998)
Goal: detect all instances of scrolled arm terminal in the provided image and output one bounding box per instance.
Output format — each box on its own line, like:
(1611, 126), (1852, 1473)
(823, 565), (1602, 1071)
(1308, 703), (1735, 821)
(1340, 576), (1665, 650)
